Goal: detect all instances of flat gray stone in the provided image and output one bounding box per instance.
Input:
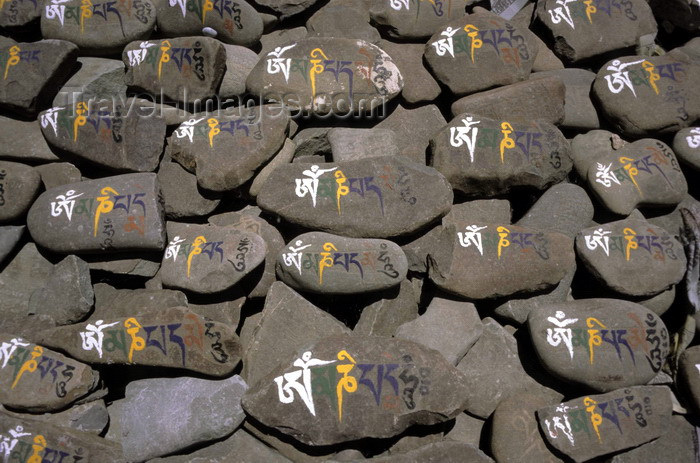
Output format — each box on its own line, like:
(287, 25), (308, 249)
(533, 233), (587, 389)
(157, 160), (221, 220)
(444, 412), (484, 447)
(354, 280), (419, 337)
(609, 415), (699, 463)
(678, 345), (700, 414)
(306, 3), (380, 43)
(0, 161), (41, 223)
(378, 40), (441, 104)
(35, 163), (82, 190)
(219, 44), (260, 98)
(0, 225), (23, 266)
(2, 400), (109, 435)
(516, 183), (594, 238)
(91, 283), (188, 322)
(369, 0), (467, 39)
(328, 128), (399, 162)
(376, 103), (446, 164)
(0, 0), (41, 27)
(531, 69), (600, 130)
(0, 116), (58, 162)
(329, 441), (492, 462)
(249, 138), (296, 198)
(52, 57), (125, 107)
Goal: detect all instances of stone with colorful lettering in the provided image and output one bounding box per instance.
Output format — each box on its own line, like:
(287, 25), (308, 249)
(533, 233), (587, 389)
(0, 39), (77, 116)
(246, 37), (403, 114)
(276, 232), (408, 295)
(429, 224), (575, 300)
(26, 173), (166, 254)
(167, 105), (290, 192)
(39, 102), (166, 173)
(424, 13), (538, 96)
(536, 0), (657, 62)
(123, 36), (227, 103)
(0, 0), (41, 28)
(430, 114), (572, 196)
(536, 386), (673, 462)
(0, 161), (41, 223)
(677, 345), (700, 414)
(528, 299), (669, 392)
(575, 219), (686, 296)
(156, 0), (263, 47)
(36, 307), (241, 376)
(585, 139), (687, 215)
(673, 126), (700, 170)
(160, 221), (266, 294)
(242, 333), (469, 445)
(0, 334), (99, 412)
(41, 0), (156, 54)
(257, 157), (452, 238)
(592, 54), (700, 136)
(368, 0), (468, 39)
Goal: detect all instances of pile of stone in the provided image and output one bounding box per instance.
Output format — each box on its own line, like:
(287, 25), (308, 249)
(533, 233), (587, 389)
(0, 0), (699, 461)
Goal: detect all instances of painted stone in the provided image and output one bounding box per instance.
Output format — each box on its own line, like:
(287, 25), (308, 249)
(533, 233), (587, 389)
(0, 161), (41, 223)
(677, 345), (700, 414)
(39, 102), (166, 173)
(0, 0), (41, 28)
(424, 13), (537, 96)
(672, 126), (700, 170)
(0, 39), (78, 116)
(528, 299), (669, 392)
(585, 139), (687, 215)
(41, 0), (156, 54)
(36, 307), (242, 376)
(537, 386), (673, 463)
(369, 0), (468, 39)
(123, 36), (227, 103)
(276, 232), (407, 295)
(242, 334), (469, 445)
(167, 105), (290, 192)
(26, 173), (166, 254)
(156, 0), (263, 47)
(246, 37), (403, 114)
(592, 54), (700, 136)
(257, 157), (453, 238)
(536, 0), (657, 62)
(430, 114), (573, 196)
(160, 222), (267, 294)
(575, 218), (686, 296)
(429, 224), (576, 300)
(0, 334), (99, 412)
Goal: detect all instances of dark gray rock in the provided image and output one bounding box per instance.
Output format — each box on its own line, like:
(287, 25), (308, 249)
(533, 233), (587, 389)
(0, 116), (58, 162)
(0, 161), (41, 223)
(636, 285), (675, 316)
(292, 127), (331, 160)
(443, 199), (512, 225)
(444, 412), (484, 447)
(254, 0), (322, 19)
(375, 103), (446, 164)
(219, 44), (259, 98)
(330, 441), (493, 463)
(609, 415), (699, 463)
(377, 40), (441, 104)
(0, 224), (23, 266)
(2, 400), (109, 435)
(369, 0), (467, 39)
(157, 160), (221, 220)
(249, 138), (296, 198)
(306, 3), (380, 43)
(650, 0), (700, 31)
(673, 126), (700, 170)
(678, 345), (700, 413)
(35, 163), (82, 190)
(85, 254), (161, 277)
(531, 69), (599, 129)
(90, 283), (187, 318)
(516, 183), (594, 238)
(354, 280), (419, 337)
(52, 57), (125, 107)
(328, 128), (398, 162)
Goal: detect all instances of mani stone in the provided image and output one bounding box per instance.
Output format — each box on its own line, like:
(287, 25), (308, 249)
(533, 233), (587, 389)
(429, 224), (575, 300)
(430, 114), (572, 196)
(0, 39), (77, 116)
(536, 386), (673, 463)
(591, 54), (700, 136)
(257, 156), (453, 238)
(167, 105), (289, 192)
(156, 0), (263, 47)
(0, 334), (99, 412)
(528, 299), (670, 392)
(242, 334), (469, 446)
(369, 0), (467, 39)
(0, 0), (40, 28)
(247, 37), (403, 114)
(123, 36), (227, 103)
(0, 161), (41, 223)
(585, 139), (687, 215)
(536, 0), (656, 62)
(673, 126), (700, 170)
(424, 13), (538, 96)
(39, 102), (166, 173)
(120, 375), (247, 461)
(276, 232), (408, 295)
(677, 345), (700, 413)
(26, 173), (166, 254)
(575, 218), (686, 296)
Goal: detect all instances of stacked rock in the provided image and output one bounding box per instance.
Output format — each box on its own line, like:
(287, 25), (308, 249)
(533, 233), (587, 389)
(0, 0), (699, 461)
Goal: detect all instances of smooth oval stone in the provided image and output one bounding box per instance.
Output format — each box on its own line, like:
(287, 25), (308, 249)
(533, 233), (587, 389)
(247, 37), (403, 114)
(592, 54), (700, 136)
(369, 0), (467, 39)
(585, 139), (687, 215)
(536, 0), (657, 62)
(0, 334), (99, 412)
(123, 37), (227, 103)
(0, 0), (41, 28)
(528, 299), (669, 392)
(257, 157), (452, 238)
(537, 386), (673, 463)
(40, 0), (156, 54)
(27, 173), (166, 254)
(429, 224), (576, 300)
(156, 0), (263, 47)
(0, 161), (41, 223)
(39, 102), (166, 172)
(160, 222), (267, 294)
(242, 334), (469, 446)
(276, 232), (407, 295)
(424, 13), (537, 96)
(36, 307), (241, 376)
(167, 105), (289, 192)
(672, 126), (700, 170)
(430, 113), (573, 196)
(575, 218), (686, 296)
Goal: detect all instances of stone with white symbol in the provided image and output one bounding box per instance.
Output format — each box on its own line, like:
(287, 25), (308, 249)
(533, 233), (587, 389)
(160, 221), (266, 294)
(430, 114), (572, 196)
(528, 299), (670, 392)
(673, 126), (700, 170)
(0, 161), (41, 223)
(276, 232), (407, 295)
(26, 173), (166, 254)
(242, 333), (469, 446)
(369, 0), (468, 39)
(575, 218), (686, 296)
